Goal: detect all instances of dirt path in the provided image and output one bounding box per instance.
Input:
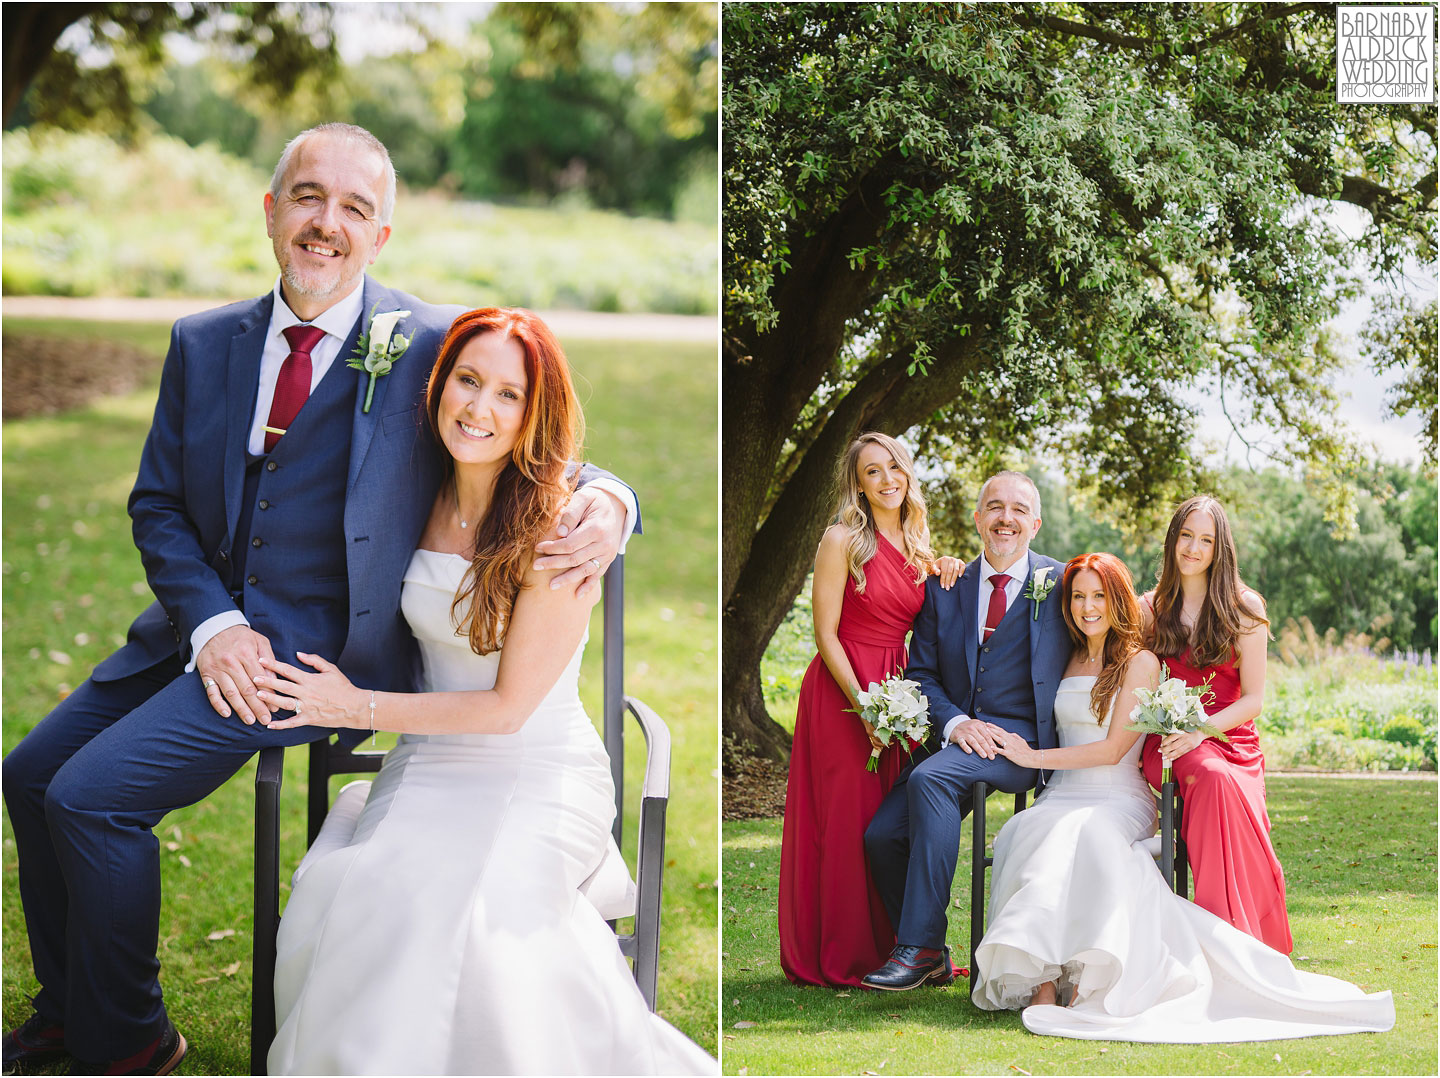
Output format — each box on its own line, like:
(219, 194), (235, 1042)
(2, 296), (718, 343)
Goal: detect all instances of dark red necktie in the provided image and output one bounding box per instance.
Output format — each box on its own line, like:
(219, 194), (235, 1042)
(264, 324), (326, 452)
(983, 573), (1011, 641)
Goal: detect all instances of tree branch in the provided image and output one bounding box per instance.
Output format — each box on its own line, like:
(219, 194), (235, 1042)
(1025, 4), (1324, 58)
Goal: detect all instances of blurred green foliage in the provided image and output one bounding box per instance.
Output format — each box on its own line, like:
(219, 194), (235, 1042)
(2, 128), (717, 314)
(20, 2), (720, 221)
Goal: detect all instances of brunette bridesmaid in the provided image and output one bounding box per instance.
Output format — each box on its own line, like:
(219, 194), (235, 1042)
(1139, 495), (1292, 953)
(778, 432), (951, 986)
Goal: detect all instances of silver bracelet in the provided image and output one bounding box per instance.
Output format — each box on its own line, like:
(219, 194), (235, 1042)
(368, 690), (377, 744)
(1039, 748), (1045, 771)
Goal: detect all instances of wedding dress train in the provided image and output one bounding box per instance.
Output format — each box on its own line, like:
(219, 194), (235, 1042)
(269, 549), (715, 1074)
(973, 676), (1394, 1042)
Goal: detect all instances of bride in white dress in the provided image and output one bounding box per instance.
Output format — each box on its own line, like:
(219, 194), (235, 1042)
(977, 552), (1394, 1042)
(254, 307), (715, 1075)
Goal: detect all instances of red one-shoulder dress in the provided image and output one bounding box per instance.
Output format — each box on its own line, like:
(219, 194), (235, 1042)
(779, 536), (925, 986)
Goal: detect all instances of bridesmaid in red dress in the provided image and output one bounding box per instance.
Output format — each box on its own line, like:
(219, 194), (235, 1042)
(778, 432), (956, 986)
(1139, 495), (1293, 954)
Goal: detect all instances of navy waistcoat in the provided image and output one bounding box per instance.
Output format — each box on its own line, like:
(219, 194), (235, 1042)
(968, 594), (1038, 728)
(229, 355), (354, 664)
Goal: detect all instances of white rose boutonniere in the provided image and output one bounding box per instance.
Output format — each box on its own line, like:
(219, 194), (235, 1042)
(1023, 565), (1056, 620)
(348, 304), (413, 413)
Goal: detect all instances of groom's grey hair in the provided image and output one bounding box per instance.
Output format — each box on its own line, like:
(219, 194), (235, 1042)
(976, 470), (1041, 517)
(269, 122), (397, 226)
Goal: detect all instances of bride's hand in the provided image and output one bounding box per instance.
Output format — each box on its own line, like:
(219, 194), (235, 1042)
(1159, 729), (1205, 760)
(533, 486), (623, 599)
(993, 728), (1038, 767)
(255, 654), (367, 730)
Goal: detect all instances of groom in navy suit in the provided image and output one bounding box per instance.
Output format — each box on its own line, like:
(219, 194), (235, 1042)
(862, 471), (1068, 990)
(2, 124), (635, 1073)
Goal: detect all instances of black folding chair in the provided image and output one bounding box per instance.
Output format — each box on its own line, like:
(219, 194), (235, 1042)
(250, 555), (669, 1074)
(966, 777), (1187, 986)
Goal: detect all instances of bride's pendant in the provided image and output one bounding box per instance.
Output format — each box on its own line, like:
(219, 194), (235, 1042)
(454, 474), (471, 529)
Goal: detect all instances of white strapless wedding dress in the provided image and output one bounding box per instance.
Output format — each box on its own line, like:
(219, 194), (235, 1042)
(268, 550), (716, 1075)
(973, 676), (1394, 1042)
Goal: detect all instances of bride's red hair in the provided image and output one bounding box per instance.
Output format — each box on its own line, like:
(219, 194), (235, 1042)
(1061, 552), (1143, 724)
(425, 307), (583, 654)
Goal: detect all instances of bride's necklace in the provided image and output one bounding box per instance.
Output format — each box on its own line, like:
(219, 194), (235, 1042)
(453, 474), (479, 531)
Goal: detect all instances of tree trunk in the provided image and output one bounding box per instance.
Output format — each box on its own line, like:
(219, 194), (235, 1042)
(722, 650), (793, 767)
(722, 333), (992, 762)
(2, 5), (97, 125)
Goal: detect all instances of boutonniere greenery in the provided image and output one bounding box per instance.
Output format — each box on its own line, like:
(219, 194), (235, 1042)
(348, 304), (412, 413)
(1023, 565), (1056, 620)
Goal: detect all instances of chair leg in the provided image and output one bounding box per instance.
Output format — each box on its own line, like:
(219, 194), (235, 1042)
(1160, 779), (1177, 894)
(252, 746), (285, 1076)
(1175, 794), (1189, 899)
(969, 782), (988, 983)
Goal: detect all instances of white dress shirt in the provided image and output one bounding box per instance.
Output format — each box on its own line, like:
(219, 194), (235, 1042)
(187, 280), (637, 669)
(245, 280), (366, 457)
(940, 552), (1029, 745)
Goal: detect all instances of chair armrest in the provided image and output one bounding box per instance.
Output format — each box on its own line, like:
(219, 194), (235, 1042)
(256, 744), (286, 795)
(623, 695), (669, 1011)
(625, 695), (671, 801)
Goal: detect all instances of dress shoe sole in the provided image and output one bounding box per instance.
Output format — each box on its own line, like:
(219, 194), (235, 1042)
(862, 964), (955, 991)
(153, 1032), (187, 1077)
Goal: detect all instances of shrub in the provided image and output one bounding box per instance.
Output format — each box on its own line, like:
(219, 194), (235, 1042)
(1382, 714), (1427, 747)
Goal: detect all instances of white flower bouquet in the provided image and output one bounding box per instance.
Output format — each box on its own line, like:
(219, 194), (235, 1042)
(1125, 675), (1226, 783)
(853, 674), (929, 772)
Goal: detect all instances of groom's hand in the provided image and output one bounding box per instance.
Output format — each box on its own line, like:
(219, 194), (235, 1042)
(534, 486), (624, 599)
(948, 717), (1007, 759)
(197, 625), (277, 726)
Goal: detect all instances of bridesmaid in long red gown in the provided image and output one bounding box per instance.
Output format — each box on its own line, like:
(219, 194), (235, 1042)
(1139, 495), (1293, 954)
(778, 432), (951, 986)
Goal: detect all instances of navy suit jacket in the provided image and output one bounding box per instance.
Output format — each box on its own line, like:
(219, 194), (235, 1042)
(906, 550), (1070, 761)
(94, 276), (630, 704)
(95, 277), (459, 693)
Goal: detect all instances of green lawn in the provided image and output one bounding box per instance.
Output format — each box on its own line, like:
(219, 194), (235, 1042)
(722, 777), (1437, 1075)
(2, 318), (718, 1070)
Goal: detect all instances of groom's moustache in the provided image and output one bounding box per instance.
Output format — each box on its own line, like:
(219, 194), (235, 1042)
(297, 229), (349, 255)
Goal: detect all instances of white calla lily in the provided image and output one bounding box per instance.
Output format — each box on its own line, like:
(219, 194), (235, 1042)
(367, 309), (412, 356)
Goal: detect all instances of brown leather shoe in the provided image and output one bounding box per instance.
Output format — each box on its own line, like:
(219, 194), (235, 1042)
(98, 1020), (187, 1076)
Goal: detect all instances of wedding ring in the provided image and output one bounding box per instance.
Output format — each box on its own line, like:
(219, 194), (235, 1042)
(590, 558), (602, 571)
(293, 702), (303, 714)
(202, 678), (216, 690)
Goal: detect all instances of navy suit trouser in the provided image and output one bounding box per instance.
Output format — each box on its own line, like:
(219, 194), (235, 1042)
(2, 658), (328, 1062)
(864, 737), (1037, 951)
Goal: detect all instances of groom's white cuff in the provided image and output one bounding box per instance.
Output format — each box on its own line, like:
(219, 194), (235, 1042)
(186, 611), (250, 673)
(941, 714), (971, 746)
(588, 477), (638, 554)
